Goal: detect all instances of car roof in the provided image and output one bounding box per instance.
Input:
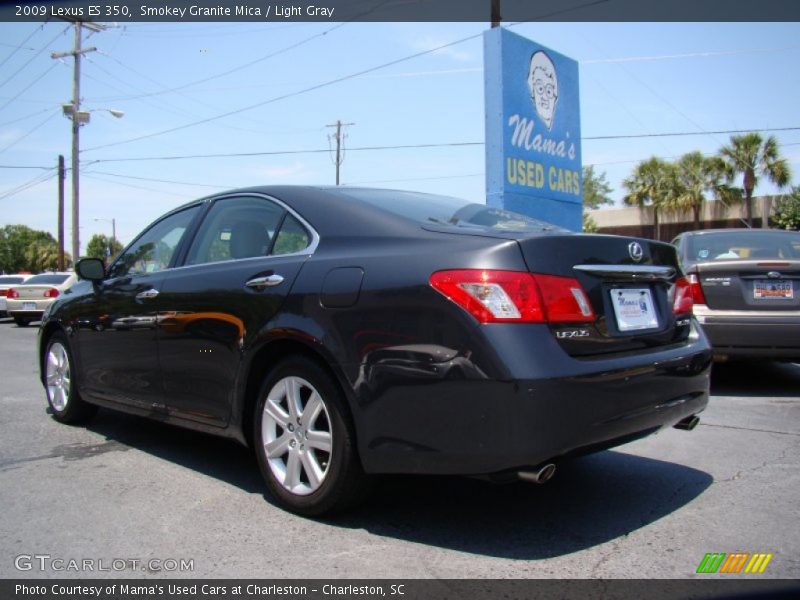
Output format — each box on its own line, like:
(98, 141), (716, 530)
(679, 228), (799, 236)
(175, 185), (448, 239)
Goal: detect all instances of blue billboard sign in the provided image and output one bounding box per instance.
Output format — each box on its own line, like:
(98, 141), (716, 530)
(484, 28), (582, 231)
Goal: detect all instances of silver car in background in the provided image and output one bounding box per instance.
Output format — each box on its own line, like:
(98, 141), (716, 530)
(5, 272), (77, 327)
(0, 274), (33, 317)
(672, 229), (800, 361)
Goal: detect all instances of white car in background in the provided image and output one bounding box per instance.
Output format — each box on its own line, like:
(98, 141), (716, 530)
(0, 274), (33, 318)
(5, 272), (77, 327)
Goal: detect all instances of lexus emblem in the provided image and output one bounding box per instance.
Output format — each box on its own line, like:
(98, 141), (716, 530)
(628, 242), (644, 262)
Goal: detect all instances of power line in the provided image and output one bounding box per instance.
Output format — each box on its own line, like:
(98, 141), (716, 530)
(83, 127), (800, 164)
(82, 30), (485, 153)
(0, 111), (59, 155)
(584, 126), (800, 141)
(0, 168), (58, 201)
(0, 25), (69, 89)
(100, 22), (348, 104)
(81, 173), (198, 198)
(0, 23), (44, 69)
(83, 169), (232, 189)
(0, 106), (57, 128)
(0, 164), (53, 169)
(0, 63), (60, 112)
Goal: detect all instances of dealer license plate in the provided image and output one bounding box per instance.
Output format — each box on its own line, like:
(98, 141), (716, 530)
(754, 280), (793, 300)
(610, 288), (659, 332)
(22, 302), (36, 311)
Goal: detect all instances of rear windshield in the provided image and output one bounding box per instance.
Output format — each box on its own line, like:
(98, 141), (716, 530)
(0, 276), (25, 284)
(337, 189), (565, 233)
(687, 231), (800, 262)
(24, 274), (71, 285)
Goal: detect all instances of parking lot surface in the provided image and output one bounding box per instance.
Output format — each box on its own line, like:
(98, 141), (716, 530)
(0, 318), (798, 579)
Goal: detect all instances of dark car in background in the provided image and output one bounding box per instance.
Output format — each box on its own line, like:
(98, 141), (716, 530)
(672, 228), (800, 361)
(39, 186), (711, 515)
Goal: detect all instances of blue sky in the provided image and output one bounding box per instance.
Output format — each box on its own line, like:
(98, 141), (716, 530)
(1, 20), (799, 249)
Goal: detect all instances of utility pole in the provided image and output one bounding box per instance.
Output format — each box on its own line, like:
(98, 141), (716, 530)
(57, 155), (65, 271)
(326, 120), (354, 185)
(52, 21), (100, 262)
(491, 0), (501, 27)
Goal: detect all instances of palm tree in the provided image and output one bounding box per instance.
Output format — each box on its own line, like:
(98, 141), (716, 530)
(623, 157), (674, 240)
(718, 133), (792, 227)
(673, 152), (728, 230)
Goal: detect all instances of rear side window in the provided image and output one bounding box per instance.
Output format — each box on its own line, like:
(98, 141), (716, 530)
(0, 276), (25, 284)
(186, 196), (313, 266)
(688, 232), (800, 261)
(334, 188), (563, 233)
(272, 215), (310, 255)
(186, 196), (284, 265)
(21, 274), (69, 285)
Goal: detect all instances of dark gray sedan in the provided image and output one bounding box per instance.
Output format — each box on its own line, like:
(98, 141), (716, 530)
(672, 228), (800, 361)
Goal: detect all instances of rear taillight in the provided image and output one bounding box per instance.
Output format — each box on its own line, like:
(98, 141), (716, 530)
(429, 269), (595, 324)
(672, 277), (694, 315)
(7, 288), (19, 299)
(686, 273), (706, 305)
(43, 288), (60, 298)
(0, 289), (7, 297)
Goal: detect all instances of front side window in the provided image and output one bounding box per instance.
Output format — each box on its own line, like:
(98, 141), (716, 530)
(186, 196), (312, 266)
(108, 206), (200, 279)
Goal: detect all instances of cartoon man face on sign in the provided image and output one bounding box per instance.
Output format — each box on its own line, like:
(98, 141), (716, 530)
(527, 51), (558, 130)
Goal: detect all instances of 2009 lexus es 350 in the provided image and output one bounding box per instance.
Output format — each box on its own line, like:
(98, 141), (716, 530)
(39, 186), (711, 515)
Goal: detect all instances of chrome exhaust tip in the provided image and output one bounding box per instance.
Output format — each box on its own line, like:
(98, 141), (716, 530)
(674, 415), (700, 431)
(518, 463), (556, 484)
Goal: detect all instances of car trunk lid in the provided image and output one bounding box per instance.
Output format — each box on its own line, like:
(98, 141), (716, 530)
(690, 260), (800, 311)
(516, 233), (692, 357)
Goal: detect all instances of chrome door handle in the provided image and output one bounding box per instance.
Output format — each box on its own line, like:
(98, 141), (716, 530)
(135, 288), (160, 300)
(245, 274), (284, 290)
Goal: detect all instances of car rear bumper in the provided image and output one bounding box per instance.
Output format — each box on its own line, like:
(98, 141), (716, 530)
(695, 305), (800, 360)
(356, 328), (712, 476)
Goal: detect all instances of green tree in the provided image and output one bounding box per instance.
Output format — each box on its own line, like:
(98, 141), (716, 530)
(582, 212), (600, 233)
(672, 152), (729, 230)
(623, 157), (675, 240)
(773, 186), (800, 231)
(582, 165), (614, 209)
(86, 234), (123, 262)
(0, 225), (59, 273)
(719, 133), (792, 227)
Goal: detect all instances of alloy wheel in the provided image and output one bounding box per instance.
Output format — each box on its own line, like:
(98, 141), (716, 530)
(46, 342), (71, 412)
(261, 376), (333, 496)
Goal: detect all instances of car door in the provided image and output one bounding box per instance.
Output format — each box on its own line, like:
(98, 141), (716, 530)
(74, 205), (202, 411)
(155, 194), (316, 425)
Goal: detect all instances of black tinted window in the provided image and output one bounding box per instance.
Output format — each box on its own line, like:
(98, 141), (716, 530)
(336, 189), (564, 233)
(109, 206), (200, 279)
(272, 214), (311, 255)
(186, 196), (285, 265)
(22, 274), (70, 285)
(687, 231), (800, 262)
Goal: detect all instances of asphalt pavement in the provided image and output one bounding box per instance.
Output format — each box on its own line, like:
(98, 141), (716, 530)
(0, 317), (798, 579)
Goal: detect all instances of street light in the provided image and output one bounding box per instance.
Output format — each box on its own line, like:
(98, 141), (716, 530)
(93, 217), (116, 242)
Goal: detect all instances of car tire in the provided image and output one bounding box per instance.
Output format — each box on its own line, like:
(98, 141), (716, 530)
(14, 317), (30, 327)
(253, 356), (370, 516)
(43, 332), (98, 424)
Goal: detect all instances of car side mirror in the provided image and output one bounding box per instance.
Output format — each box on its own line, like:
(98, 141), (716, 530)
(76, 258), (105, 282)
